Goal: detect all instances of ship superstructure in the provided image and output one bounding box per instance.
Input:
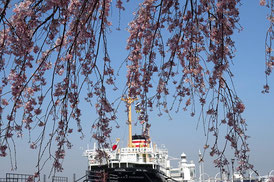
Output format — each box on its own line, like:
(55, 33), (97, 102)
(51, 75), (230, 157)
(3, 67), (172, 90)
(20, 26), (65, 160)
(83, 97), (196, 182)
(170, 153), (196, 181)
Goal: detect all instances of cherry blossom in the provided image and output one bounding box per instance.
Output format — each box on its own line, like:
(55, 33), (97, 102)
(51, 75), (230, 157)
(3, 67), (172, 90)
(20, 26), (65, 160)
(0, 0), (271, 177)
(0, 0), (117, 175)
(263, 0), (273, 93)
(126, 0), (255, 175)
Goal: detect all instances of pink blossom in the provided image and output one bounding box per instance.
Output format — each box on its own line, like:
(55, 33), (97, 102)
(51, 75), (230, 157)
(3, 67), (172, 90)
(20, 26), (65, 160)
(33, 46), (39, 53)
(0, 145), (7, 157)
(38, 122), (44, 127)
(30, 143), (37, 149)
(235, 102), (245, 113)
(58, 69), (64, 75)
(260, 0), (266, 6)
(34, 108), (42, 115)
(1, 99), (9, 106)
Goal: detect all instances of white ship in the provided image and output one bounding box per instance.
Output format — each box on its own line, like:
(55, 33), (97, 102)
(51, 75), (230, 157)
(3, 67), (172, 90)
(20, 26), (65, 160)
(83, 97), (196, 182)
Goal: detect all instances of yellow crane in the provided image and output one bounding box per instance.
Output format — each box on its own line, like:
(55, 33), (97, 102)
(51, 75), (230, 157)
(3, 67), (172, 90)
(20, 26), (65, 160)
(121, 96), (137, 148)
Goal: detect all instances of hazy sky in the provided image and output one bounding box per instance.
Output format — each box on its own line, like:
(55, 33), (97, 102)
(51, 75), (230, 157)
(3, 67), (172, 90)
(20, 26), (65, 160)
(1, 1), (274, 180)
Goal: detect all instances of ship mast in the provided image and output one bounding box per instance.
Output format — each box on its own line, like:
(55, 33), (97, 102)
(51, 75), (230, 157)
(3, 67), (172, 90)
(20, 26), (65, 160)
(121, 96), (137, 148)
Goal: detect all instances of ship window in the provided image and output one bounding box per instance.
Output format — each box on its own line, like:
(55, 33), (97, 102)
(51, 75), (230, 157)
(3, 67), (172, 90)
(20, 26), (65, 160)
(113, 163), (119, 168)
(171, 170), (180, 174)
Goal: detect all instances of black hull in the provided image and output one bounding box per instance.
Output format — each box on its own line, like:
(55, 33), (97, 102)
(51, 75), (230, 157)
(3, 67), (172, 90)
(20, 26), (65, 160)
(85, 166), (167, 182)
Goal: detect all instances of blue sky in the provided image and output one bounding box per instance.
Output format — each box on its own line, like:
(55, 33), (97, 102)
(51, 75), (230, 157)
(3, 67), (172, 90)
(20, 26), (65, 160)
(1, 1), (274, 180)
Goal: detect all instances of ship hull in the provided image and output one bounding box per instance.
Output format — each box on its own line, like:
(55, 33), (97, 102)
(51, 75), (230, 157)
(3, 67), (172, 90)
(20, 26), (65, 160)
(86, 166), (167, 182)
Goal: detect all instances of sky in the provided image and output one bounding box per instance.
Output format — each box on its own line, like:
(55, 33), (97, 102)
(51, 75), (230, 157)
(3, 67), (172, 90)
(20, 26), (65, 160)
(0, 1), (274, 181)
